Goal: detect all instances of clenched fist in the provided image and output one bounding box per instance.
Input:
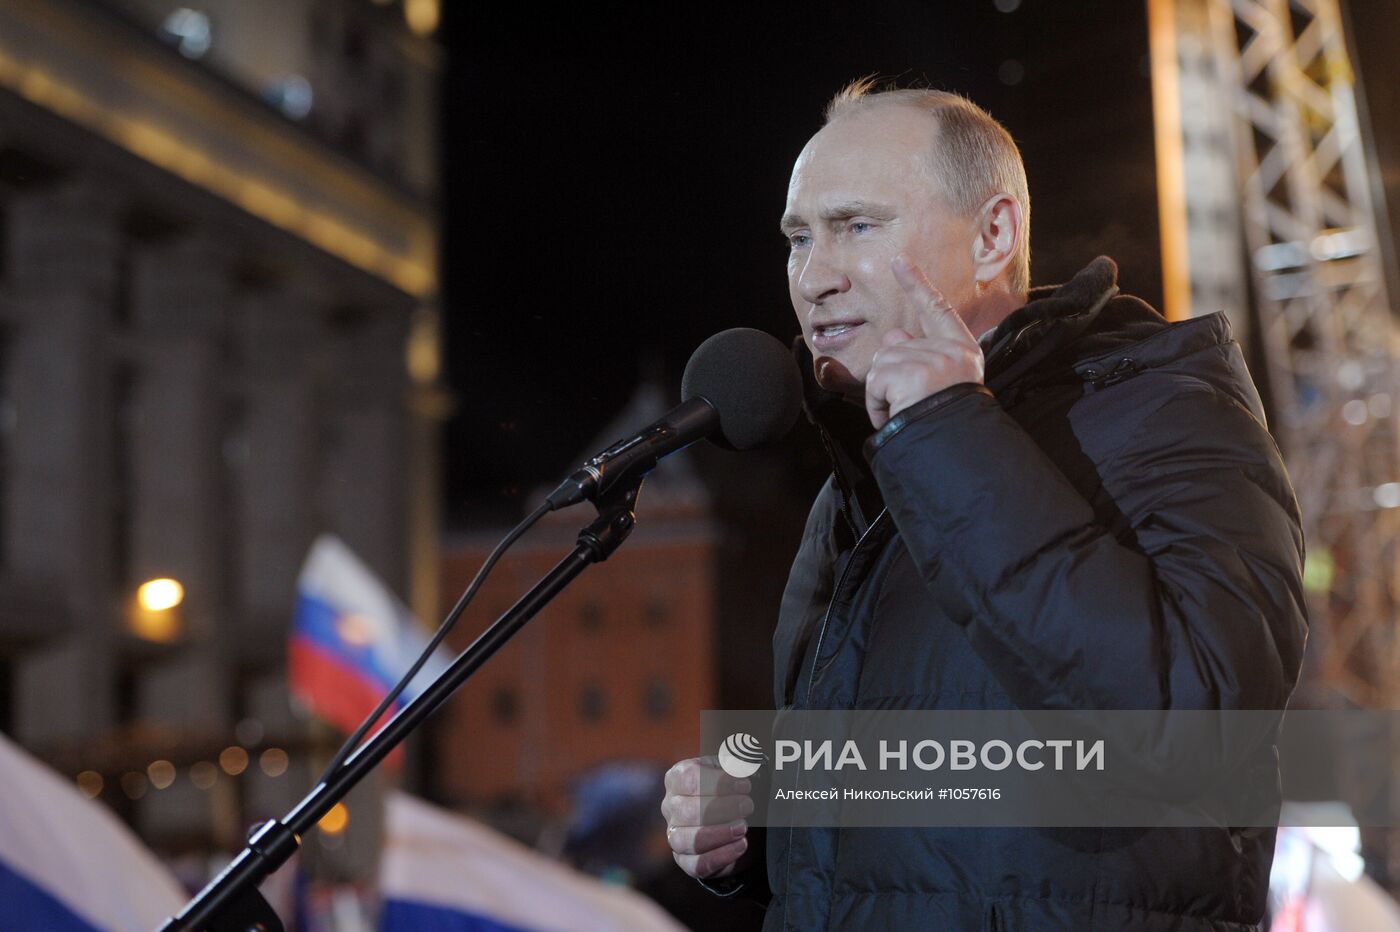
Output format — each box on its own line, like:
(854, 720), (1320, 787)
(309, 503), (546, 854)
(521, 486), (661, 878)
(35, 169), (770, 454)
(660, 756), (754, 881)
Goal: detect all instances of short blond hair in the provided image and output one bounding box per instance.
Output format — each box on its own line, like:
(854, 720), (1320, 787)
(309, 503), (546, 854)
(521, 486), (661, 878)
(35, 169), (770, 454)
(823, 76), (1031, 295)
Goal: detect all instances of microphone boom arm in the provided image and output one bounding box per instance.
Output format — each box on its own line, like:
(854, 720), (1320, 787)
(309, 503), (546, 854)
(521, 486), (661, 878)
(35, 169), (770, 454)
(160, 477), (645, 931)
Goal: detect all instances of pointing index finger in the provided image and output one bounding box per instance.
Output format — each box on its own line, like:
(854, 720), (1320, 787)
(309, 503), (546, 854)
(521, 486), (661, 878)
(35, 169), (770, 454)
(891, 253), (975, 345)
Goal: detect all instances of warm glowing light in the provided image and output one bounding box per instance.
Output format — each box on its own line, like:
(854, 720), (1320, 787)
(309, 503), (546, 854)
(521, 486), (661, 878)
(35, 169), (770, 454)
(407, 312), (441, 384)
(219, 746), (249, 776)
(405, 0), (440, 35)
(138, 578), (185, 611)
(147, 760), (177, 789)
(128, 607), (181, 643)
(76, 770), (104, 798)
(1147, 0), (1190, 321)
(318, 802), (350, 835)
(131, 578), (184, 641)
(335, 614), (376, 647)
(0, 55), (435, 298)
(260, 748), (290, 778)
(190, 761), (218, 789)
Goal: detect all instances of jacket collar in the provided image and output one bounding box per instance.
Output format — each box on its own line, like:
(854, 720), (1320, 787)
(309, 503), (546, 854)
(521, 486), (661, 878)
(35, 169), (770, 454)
(981, 255), (1121, 395)
(793, 255), (1133, 526)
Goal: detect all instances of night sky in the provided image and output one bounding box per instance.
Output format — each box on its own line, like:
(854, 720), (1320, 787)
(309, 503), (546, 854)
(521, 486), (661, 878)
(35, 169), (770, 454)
(436, 2), (1170, 710)
(439, 2), (1165, 529)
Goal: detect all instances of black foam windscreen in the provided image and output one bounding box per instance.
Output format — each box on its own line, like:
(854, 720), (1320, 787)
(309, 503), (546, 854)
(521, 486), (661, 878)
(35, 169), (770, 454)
(681, 328), (803, 451)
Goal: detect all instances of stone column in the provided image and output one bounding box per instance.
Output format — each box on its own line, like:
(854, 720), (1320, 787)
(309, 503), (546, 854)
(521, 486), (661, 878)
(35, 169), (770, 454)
(317, 307), (411, 593)
(124, 235), (237, 844)
(230, 281), (322, 659)
(5, 182), (123, 745)
(126, 235), (236, 727)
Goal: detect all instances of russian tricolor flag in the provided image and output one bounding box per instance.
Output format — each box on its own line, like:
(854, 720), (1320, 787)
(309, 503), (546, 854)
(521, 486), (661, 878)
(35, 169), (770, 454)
(0, 730), (187, 931)
(289, 535), (449, 741)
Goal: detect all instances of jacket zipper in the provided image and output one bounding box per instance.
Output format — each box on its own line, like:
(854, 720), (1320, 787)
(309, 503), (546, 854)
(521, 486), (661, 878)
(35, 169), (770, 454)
(804, 507), (890, 709)
(820, 432), (864, 538)
(787, 318), (1025, 916)
(783, 505), (890, 930)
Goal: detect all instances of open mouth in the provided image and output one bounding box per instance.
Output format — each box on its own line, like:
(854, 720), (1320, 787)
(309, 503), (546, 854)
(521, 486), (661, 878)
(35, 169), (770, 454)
(812, 321), (864, 349)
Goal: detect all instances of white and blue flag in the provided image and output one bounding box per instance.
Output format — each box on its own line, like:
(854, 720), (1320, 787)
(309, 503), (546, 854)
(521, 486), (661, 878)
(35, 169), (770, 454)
(380, 792), (685, 932)
(0, 730), (187, 931)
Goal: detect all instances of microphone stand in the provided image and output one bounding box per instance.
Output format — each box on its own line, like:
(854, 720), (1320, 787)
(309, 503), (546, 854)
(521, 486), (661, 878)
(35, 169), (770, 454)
(161, 477), (646, 931)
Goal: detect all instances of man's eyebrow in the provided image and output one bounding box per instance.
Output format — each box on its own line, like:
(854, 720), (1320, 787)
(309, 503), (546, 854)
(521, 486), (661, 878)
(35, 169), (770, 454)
(779, 200), (896, 234)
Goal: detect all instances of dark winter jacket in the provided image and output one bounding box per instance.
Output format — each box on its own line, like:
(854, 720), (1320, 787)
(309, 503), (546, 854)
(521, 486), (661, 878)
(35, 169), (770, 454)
(706, 257), (1309, 930)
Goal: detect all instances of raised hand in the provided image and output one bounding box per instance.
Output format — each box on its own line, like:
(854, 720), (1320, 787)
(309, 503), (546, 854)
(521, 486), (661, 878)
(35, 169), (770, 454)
(863, 253), (985, 429)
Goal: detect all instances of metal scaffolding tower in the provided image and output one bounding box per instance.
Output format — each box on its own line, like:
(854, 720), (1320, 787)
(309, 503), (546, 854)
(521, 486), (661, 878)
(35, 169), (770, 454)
(1153, 0), (1400, 710)
(1214, 0), (1399, 711)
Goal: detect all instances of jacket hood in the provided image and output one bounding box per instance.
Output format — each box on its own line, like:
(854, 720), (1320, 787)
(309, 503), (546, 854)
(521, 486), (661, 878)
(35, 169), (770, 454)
(981, 255), (1165, 395)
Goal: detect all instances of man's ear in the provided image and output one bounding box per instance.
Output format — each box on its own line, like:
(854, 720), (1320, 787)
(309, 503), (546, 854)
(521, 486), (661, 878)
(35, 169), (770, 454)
(970, 193), (1021, 287)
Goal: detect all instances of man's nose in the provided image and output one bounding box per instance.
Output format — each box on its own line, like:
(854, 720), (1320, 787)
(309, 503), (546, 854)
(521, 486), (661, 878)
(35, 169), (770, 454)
(796, 243), (851, 305)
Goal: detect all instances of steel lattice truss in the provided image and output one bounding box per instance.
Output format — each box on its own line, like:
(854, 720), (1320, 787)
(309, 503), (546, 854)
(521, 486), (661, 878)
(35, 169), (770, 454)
(1207, 0), (1400, 707)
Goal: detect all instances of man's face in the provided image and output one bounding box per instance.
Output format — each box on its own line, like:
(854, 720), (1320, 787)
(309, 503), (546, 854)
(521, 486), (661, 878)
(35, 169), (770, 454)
(782, 105), (977, 384)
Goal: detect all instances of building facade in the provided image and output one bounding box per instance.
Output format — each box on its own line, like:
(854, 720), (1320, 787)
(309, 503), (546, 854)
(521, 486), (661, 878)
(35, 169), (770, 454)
(0, 0), (442, 865)
(437, 385), (719, 816)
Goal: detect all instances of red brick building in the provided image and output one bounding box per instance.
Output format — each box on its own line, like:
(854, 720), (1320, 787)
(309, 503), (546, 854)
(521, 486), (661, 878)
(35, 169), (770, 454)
(436, 385), (718, 813)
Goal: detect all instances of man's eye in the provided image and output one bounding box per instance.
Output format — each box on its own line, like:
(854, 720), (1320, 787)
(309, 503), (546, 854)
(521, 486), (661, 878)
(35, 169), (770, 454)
(849, 221), (873, 234)
(788, 233), (811, 248)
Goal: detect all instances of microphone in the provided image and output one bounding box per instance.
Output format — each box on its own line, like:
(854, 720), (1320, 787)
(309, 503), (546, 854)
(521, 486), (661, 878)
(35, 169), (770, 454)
(545, 328), (803, 509)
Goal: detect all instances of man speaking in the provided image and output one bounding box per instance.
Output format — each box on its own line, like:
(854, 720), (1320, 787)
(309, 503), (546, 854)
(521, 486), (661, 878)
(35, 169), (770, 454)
(660, 78), (1307, 930)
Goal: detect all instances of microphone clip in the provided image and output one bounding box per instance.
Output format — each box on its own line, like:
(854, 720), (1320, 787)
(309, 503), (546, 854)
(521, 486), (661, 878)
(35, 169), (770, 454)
(544, 396), (717, 510)
(576, 476), (641, 562)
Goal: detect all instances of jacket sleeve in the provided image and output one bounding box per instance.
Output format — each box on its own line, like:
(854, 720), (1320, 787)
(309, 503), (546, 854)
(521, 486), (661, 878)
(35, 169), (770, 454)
(862, 380), (1308, 713)
(694, 826), (771, 904)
